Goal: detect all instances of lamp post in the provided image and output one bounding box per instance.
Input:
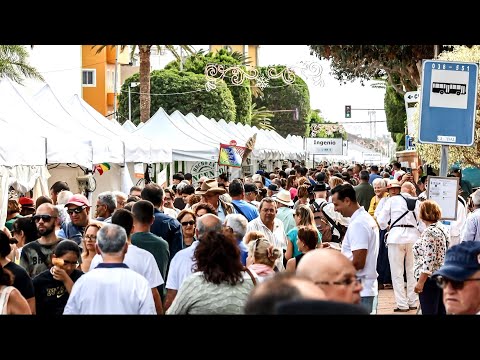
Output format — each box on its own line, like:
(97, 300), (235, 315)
(129, 82), (140, 122)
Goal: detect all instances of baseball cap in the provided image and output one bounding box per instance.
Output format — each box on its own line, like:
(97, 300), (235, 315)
(244, 183), (259, 193)
(268, 184), (279, 192)
(64, 194), (90, 207)
(19, 197), (34, 207)
(433, 241), (480, 281)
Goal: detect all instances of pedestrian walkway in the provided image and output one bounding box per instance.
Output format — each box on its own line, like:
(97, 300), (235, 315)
(377, 289), (417, 315)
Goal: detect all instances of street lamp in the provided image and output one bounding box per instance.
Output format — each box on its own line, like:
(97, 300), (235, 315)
(129, 82), (139, 122)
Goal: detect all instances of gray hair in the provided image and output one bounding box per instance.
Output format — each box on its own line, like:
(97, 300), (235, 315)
(372, 178), (386, 188)
(176, 181), (188, 194)
(112, 191), (127, 201)
(259, 197), (277, 211)
(97, 223), (127, 255)
(472, 189), (480, 206)
(57, 190), (74, 205)
(98, 191), (117, 213)
(224, 214), (247, 238)
(196, 213), (222, 239)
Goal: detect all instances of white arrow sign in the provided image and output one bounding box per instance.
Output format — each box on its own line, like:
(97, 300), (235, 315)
(404, 91), (420, 135)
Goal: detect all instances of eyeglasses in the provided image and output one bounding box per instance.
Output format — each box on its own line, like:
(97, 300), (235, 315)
(67, 206), (86, 215)
(85, 235), (97, 241)
(181, 220), (195, 227)
(33, 214), (57, 223)
(315, 276), (363, 287)
(435, 275), (480, 290)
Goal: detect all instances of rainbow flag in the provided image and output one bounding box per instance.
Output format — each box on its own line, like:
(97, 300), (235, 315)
(94, 162), (111, 175)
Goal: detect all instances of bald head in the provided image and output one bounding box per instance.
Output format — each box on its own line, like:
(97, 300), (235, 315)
(297, 249), (362, 304)
(401, 181), (416, 197)
(196, 213), (222, 239)
(244, 272), (326, 314)
(36, 202), (59, 217)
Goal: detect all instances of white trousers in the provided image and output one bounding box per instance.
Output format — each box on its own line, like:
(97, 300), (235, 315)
(388, 243), (417, 309)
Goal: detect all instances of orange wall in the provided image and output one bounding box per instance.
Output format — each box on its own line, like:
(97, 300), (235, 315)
(248, 45), (258, 67)
(82, 45), (107, 115)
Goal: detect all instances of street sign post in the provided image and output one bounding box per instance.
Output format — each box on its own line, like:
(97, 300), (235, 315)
(419, 60), (478, 146)
(404, 91), (419, 136)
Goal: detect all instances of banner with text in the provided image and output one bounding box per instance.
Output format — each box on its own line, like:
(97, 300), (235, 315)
(306, 138), (343, 155)
(362, 152), (382, 163)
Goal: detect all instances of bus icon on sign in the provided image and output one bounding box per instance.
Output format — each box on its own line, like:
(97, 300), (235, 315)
(432, 82), (466, 96)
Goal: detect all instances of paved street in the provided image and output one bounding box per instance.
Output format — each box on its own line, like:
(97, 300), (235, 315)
(377, 288), (418, 315)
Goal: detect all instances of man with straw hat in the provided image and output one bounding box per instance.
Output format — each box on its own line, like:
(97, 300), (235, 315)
(193, 179), (234, 222)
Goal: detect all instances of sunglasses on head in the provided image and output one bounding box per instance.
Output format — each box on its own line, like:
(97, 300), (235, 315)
(33, 214), (56, 223)
(67, 206), (86, 215)
(435, 275), (480, 290)
(181, 220), (195, 226)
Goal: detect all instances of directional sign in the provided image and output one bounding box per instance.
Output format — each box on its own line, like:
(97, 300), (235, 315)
(419, 60), (478, 146)
(404, 91), (419, 135)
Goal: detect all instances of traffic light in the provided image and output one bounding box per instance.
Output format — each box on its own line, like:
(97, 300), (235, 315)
(345, 105), (351, 118)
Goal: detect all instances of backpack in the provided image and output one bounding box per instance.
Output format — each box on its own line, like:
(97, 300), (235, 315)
(310, 201), (347, 243)
(389, 194), (418, 230)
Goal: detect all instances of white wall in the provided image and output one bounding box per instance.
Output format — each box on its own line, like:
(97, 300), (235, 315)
(24, 45), (82, 99)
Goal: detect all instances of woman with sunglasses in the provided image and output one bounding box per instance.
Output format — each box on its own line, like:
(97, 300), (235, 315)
(177, 209), (197, 247)
(80, 222), (103, 273)
(413, 200), (448, 314)
(33, 240), (84, 316)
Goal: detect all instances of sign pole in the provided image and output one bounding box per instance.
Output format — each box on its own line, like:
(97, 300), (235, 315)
(433, 45), (449, 177)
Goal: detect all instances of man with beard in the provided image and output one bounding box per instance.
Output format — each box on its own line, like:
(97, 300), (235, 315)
(20, 203), (63, 278)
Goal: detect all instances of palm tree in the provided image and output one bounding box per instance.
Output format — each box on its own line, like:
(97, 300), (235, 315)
(0, 45), (43, 83)
(250, 103), (275, 131)
(94, 45), (195, 122)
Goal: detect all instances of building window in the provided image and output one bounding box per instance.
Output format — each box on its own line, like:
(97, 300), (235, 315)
(82, 69), (96, 87)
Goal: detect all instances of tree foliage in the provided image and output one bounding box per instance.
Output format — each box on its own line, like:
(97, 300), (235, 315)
(165, 48), (252, 125)
(117, 70), (236, 124)
(0, 45), (43, 84)
(252, 65), (311, 138)
(309, 45), (452, 95)
(384, 83), (406, 149)
(415, 46), (480, 168)
(250, 103), (275, 131)
(94, 45), (195, 122)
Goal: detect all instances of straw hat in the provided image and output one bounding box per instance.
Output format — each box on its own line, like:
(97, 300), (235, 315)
(387, 179), (402, 189)
(273, 189), (294, 206)
(195, 179), (227, 196)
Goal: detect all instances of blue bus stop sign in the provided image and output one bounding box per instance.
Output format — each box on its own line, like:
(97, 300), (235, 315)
(419, 60), (478, 146)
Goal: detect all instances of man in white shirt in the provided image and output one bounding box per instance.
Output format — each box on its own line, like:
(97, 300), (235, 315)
(89, 209), (164, 314)
(377, 180), (420, 312)
(331, 183), (379, 314)
(247, 197), (287, 271)
(164, 214), (222, 311)
(64, 224), (156, 315)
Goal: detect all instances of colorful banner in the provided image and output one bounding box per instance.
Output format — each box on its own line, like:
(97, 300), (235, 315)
(218, 143), (246, 168)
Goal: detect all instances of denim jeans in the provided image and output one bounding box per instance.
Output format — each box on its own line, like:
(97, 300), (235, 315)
(361, 296), (377, 314)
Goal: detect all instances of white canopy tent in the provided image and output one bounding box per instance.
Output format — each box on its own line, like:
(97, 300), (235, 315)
(32, 85), (125, 165)
(0, 79), (93, 168)
(122, 120), (137, 132)
(134, 108), (218, 162)
(66, 94), (172, 164)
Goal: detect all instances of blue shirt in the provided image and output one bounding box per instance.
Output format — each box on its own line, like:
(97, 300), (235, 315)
(238, 238), (249, 266)
(61, 222), (84, 245)
(231, 200), (259, 222)
(151, 208), (184, 261)
(368, 173), (382, 185)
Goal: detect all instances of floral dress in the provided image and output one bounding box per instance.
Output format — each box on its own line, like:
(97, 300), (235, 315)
(413, 222), (449, 280)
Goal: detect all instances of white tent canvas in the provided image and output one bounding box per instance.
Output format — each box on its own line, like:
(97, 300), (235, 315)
(32, 85), (125, 164)
(122, 120), (137, 132)
(135, 108), (217, 162)
(0, 79), (93, 167)
(66, 95), (172, 164)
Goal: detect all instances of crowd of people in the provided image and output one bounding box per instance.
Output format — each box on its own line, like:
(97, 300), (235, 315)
(1, 161), (480, 315)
